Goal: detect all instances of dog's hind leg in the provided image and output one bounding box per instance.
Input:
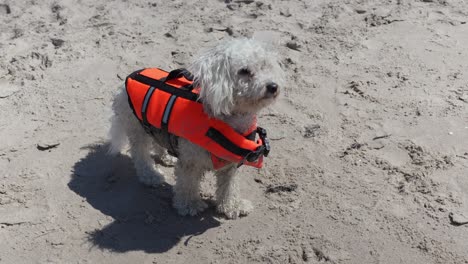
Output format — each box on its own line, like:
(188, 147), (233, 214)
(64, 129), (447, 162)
(108, 115), (128, 156)
(215, 165), (253, 219)
(172, 161), (208, 216)
(127, 128), (165, 186)
(110, 86), (165, 186)
(152, 141), (178, 167)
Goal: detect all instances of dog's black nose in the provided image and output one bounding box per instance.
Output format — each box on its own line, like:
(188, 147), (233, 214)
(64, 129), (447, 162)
(266, 82), (278, 94)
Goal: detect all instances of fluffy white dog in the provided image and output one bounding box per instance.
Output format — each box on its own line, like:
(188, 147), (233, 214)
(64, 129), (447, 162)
(108, 38), (283, 219)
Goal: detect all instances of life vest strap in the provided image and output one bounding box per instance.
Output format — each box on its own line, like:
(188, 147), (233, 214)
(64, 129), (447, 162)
(205, 127), (254, 158)
(245, 130), (256, 141)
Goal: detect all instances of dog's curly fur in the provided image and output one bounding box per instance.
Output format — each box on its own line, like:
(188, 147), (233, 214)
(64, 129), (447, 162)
(108, 38), (284, 219)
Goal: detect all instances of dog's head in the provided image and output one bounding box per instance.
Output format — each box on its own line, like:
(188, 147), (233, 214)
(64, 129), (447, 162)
(189, 38), (284, 117)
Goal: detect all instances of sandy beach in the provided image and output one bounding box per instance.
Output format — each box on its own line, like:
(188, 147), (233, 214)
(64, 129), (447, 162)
(1, 0), (468, 263)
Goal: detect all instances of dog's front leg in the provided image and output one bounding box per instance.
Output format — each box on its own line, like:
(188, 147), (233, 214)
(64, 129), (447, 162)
(215, 165), (253, 219)
(173, 161), (208, 216)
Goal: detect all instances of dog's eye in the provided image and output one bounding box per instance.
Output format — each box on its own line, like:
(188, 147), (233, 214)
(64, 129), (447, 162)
(238, 68), (253, 77)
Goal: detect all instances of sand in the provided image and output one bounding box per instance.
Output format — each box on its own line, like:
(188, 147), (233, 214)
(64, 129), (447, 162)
(1, 0), (468, 263)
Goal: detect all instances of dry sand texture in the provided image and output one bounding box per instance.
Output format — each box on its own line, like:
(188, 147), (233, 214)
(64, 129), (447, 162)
(1, 0), (468, 263)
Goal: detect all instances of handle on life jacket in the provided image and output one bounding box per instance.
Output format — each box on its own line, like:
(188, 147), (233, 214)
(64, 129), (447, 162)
(163, 68), (194, 91)
(165, 68), (194, 82)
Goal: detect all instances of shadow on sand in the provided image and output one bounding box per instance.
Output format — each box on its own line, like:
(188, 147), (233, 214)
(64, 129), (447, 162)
(69, 143), (220, 253)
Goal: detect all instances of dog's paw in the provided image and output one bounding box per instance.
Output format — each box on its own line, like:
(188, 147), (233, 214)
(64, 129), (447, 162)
(217, 199), (253, 219)
(173, 198), (209, 216)
(137, 166), (165, 187)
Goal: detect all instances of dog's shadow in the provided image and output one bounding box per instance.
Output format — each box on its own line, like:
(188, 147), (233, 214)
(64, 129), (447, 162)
(68, 143), (220, 253)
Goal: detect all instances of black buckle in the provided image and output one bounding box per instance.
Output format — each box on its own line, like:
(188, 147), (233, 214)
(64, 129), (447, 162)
(237, 127), (270, 168)
(256, 127), (270, 157)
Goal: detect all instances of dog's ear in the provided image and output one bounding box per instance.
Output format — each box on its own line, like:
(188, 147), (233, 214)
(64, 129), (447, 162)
(188, 46), (234, 117)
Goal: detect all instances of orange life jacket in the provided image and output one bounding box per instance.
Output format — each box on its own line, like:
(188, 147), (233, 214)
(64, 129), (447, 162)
(125, 68), (270, 169)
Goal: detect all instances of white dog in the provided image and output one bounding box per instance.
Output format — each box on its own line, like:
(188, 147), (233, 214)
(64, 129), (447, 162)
(108, 38), (283, 219)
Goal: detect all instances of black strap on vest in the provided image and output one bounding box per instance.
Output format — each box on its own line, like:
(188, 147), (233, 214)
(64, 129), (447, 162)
(205, 128), (253, 157)
(205, 126), (271, 167)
